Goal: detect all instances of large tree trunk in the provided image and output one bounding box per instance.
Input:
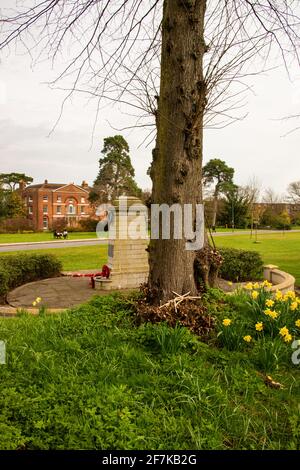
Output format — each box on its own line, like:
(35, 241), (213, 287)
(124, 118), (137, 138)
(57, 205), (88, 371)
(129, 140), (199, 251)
(212, 192), (218, 227)
(149, 0), (207, 304)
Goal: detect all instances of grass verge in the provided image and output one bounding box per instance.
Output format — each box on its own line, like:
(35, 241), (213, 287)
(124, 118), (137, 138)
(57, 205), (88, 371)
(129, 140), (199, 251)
(0, 245), (108, 272)
(0, 293), (299, 450)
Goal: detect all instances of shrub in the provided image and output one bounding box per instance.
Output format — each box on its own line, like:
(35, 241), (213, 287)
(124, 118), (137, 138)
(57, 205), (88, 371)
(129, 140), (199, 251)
(0, 253), (62, 302)
(260, 209), (291, 230)
(79, 217), (98, 232)
(0, 266), (9, 300)
(0, 217), (34, 233)
(219, 248), (263, 282)
(52, 217), (68, 232)
(273, 214), (291, 230)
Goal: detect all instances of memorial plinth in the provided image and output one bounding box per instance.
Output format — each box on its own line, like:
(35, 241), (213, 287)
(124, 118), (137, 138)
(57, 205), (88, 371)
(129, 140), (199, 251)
(95, 196), (149, 290)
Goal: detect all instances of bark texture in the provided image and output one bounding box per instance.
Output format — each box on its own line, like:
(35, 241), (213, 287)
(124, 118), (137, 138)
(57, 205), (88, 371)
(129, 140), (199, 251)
(149, 0), (207, 303)
(212, 193), (218, 227)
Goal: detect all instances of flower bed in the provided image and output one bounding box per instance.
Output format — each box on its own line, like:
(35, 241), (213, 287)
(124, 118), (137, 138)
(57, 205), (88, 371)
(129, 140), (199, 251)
(218, 265), (296, 296)
(217, 281), (300, 370)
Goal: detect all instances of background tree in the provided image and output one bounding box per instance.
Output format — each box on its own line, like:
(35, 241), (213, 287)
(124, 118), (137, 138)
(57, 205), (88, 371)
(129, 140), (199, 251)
(89, 135), (141, 204)
(287, 181), (300, 203)
(1, 1), (299, 302)
(203, 159), (234, 227)
(219, 186), (251, 229)
(243, 177), (261, 237)
(0, 189), (26, 220)
(0, 173), (33, 191)
(263, 188), (283, 204)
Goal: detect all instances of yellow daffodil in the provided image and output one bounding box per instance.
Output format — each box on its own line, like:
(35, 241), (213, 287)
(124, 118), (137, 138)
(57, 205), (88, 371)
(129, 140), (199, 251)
(265, 299), (274, 308)
(243, 335), (252, 343)
(275, 290), (283, 301)
(36, 297), (42, 303)
(251, 291), (259, 300)
(286, 291), (296, 299)
(279, 326), (289, 337)
(227, 281), (233, 286)
(245, 282), (253, 290)
(284, 333), (292, 343)
(295, 319), (300, 328)
(255, 322), (264, 331)
(262, 280), (272, 289)
(290, 301), (298, 311)
(253, 282), (260, 289)
(264, 309), (278, 319)
(222, 319), (232, 327)
(32, 301), (37, 307)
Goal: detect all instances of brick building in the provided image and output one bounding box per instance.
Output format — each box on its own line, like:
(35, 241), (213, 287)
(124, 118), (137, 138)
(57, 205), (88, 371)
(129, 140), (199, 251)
(20, 180), (93, 231)
(252, 202), (300, 222)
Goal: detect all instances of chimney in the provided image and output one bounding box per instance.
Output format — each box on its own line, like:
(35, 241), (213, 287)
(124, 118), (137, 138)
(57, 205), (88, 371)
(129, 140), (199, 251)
(81, 180), (89, 189)
(44, 179), (48, 184)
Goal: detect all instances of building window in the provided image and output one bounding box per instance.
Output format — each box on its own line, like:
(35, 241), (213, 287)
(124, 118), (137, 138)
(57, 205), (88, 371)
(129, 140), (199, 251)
(43, 217), (48, 229)
(43, 195), (48, 202)
(81, 197), (85, 203)
(57, 206), (61, 214)
(28, 196), (33, 203)
(81, 206), (85, 214)
(57, 196), (62, 203)
(29, 206), (33, 214)
(43, 205), (48, 214)
(68, 204), (75, 214)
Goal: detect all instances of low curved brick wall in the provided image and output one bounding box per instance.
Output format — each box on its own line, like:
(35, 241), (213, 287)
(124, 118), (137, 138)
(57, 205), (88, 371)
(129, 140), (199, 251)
(263, 264), (295, 294)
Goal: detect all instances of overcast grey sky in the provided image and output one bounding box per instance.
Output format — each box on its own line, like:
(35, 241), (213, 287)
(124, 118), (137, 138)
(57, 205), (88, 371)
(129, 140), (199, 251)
(0, 3), (299, 197)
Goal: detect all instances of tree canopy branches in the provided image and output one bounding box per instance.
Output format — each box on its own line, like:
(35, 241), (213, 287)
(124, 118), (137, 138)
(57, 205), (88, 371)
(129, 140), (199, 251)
(1, 1), (299, 133)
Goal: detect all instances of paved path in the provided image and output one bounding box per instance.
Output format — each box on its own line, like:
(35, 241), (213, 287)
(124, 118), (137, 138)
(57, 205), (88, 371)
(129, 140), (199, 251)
(7, 277), (99, 309)
(0, 230), (299, 253)
(0, 238), (106, 252)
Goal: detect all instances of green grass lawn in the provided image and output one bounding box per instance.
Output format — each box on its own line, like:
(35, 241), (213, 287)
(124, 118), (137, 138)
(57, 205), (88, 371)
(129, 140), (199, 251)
(0, 293), (299, 450)
(2, 231), (300, 280)
(0, 245), (108, 272)
(214, 226), (300, 232)
(0, 232), (97, 244)
(214, 232), (300, 285)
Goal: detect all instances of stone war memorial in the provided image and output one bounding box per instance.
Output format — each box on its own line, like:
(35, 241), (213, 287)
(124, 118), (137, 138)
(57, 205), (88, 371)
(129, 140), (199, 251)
(95, 196), (149, 291)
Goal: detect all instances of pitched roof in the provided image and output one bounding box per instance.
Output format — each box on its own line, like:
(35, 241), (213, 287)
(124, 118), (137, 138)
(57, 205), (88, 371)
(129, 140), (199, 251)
(25, 183), (65, 190)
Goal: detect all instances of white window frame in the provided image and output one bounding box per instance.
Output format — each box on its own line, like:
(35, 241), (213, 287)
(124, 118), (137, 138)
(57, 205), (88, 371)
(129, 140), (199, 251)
(68, 204), (75, 215)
